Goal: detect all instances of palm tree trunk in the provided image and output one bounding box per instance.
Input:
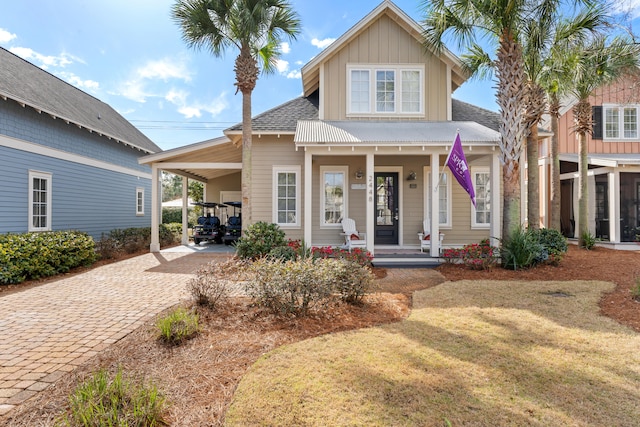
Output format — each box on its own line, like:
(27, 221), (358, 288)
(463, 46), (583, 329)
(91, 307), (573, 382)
(549, 97), (561, 231)
(496, 33), (526, 241)
(241, 91), (252, 229)
(526, 125), (539, 229)
(577, 129), (588, 246)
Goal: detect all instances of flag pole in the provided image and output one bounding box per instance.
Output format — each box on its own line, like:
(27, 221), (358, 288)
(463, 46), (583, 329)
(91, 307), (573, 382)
(434, 130), (459, 193)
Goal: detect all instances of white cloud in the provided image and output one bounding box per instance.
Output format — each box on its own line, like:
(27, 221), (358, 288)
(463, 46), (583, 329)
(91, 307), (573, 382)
(57, 71), (100, 92)
(165, 88), (228, 119)
(8, 47), (78, 69)
(286, 70), (301, 79)
(119, 79), (151, 103)
(0, 28), (16, 43)
(311, 37), (335, 49)
(136, 58), (192, 82)
(280, 42), (291, 54)
(611, 0), (640, 18)
(275, 59), (289, 74)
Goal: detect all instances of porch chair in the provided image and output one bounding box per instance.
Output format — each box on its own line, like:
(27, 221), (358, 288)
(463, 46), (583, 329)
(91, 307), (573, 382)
(419, 218), (444, 253)
(341, 218), (367, 252)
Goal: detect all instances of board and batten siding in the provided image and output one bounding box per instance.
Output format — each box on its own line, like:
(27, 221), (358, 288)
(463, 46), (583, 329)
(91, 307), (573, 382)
(251, 136), (305, 241)
(321, 14), (449, 121)
(0, 99), (150, 173)
(0, 144), (152, 240)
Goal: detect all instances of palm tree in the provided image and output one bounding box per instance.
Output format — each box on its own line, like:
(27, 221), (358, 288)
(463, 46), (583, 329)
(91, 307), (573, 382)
(522, 7), (609, 230)
(422, 0), (549, 241)
(172, 0), (301, 229)
(567, 34), (640, 246)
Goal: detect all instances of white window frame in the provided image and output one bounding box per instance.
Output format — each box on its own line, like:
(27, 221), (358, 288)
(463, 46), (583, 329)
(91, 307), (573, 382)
(136, 187), (144, 216)
(347, 64), (424, 117)
(28, 170), (52, 232)
(320, 166), (348, 228)
(604, 104), (640, 140)
(272, 166), (301, 228)
(423, 169), (452, 229)
(471, 168), (491, 228)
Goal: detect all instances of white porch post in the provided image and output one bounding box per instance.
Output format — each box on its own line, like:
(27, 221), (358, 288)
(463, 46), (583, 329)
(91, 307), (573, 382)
(304, 150), (312, 246)
(150, 164), (161, 252)
(609, 170), (619, 242)
(490, 153), (501, 246)
(366, 153), (375, 254)
(181, 176), (189, 245)
(430, 153), (440, 255)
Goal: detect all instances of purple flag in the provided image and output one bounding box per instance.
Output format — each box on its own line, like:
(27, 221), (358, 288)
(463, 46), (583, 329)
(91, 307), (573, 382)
(446, 133), (476, 207)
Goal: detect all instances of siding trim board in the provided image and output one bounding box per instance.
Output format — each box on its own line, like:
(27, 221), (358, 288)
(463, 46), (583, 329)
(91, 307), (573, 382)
(1, 134), (152, 179)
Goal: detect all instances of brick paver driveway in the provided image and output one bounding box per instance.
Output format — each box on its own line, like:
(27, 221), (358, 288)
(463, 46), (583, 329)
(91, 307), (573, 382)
(0, 246), (231, 415)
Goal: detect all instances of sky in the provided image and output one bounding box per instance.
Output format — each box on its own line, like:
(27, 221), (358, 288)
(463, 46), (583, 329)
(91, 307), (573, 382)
(2, 0), (640, 151)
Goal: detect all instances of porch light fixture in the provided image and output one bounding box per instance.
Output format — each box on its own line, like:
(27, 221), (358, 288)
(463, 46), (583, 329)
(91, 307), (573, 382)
(355, 169), (364, 180)
(407, 171), (417, 181)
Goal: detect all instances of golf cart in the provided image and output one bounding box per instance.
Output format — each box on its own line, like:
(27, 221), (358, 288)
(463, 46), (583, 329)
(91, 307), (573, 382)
(223, 201), (242, 245)
(192, 202), (226, 244)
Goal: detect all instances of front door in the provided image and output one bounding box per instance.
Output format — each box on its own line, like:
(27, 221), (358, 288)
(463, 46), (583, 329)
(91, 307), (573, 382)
(375, 172), (399, 245)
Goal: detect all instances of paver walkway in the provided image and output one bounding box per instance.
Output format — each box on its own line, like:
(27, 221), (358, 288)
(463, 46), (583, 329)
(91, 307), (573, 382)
(0, 248), (230, 415)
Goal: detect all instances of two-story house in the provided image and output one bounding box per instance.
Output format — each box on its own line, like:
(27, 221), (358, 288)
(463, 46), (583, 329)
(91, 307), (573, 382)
(538, 74), (640, 248)
(141, 0), (503, 257)
(0, 47), (161, 240)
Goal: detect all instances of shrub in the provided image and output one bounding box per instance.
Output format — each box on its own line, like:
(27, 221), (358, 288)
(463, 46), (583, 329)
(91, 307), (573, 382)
(581, 230), (596, 250)
(442, 239), (497, 270)
(0, 231), (96, 284)
(60, 368), (165, 426)
(328, 258), (376, 304)
(187, 258), (247, 308)
(95, 226), (180, 259)
(162, 207), (183, 224)
(310, 246), (373, 268)
(500, 227), (546, 270)
(156, 307), (199, 345)
(535, 228), (568, 265)
(267, 245), (298, 261)
(235, 222), (287, 260)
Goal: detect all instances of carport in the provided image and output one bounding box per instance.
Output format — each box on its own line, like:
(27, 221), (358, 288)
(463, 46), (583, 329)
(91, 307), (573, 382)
(138, 136), (242, 252)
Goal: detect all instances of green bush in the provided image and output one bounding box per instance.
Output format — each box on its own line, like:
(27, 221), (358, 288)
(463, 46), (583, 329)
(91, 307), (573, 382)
(162, 207), (183, 224)
(0, 231), (97, 284)
(246, 258), (375, 315)
(156, 307), (199, 345)
(235, 222), (287, 260)
(59, 367), (165, 426)
(581, 230), (596, 250)
(267, 245), (298, 261)
(95, 226), (180, 259)
(500, 227), (546, 270)
(535, 228), (568, 264)
(442, 239), (498, 270)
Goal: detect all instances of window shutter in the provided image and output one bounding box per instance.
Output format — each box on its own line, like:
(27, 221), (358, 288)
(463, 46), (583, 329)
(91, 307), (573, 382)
(592, 106), (603, 139)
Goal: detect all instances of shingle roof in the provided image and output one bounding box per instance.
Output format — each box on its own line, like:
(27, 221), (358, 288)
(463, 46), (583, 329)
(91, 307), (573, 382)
(225, 91), (319, 133)
(0, 47), (161, 153)
(451, 98), (500, 131)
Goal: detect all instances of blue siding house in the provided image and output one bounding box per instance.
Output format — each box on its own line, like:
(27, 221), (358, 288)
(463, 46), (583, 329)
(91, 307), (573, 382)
(0, 47), (162, 240)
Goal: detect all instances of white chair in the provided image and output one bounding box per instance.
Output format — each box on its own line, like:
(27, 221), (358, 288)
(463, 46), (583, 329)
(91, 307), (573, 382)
(341, 218), (367, 252)
(419, 219), (444, 253)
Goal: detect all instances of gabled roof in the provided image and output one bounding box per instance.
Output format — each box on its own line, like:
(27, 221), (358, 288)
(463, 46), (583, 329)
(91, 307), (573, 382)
(300, 0), (466, 96)
(0, 47), (161, 154)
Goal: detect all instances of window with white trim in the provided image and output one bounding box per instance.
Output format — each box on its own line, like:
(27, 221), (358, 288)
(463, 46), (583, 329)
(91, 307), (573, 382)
(348, 65), (423, 116)
(472, 169), (490, 227)
(273, 166), (300, 227)
(28, 171), (52, 232)
(424, 170), (451, 228)
(604, 105), (639, 139)
(136, 187), (144, 216)
(320, 166), (348, 226)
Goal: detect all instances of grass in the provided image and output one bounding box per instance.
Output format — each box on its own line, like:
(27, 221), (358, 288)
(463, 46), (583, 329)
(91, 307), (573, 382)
(226, 280), (640, 426)
(155, 307), (199, 345)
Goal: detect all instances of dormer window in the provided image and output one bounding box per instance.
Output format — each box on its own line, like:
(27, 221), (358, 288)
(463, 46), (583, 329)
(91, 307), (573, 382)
(347, 65), (423, 116)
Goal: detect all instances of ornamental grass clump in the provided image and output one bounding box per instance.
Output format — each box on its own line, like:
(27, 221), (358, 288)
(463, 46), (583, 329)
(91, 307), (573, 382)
(156, 307), (199, 345)
(59, 368), (165, 427)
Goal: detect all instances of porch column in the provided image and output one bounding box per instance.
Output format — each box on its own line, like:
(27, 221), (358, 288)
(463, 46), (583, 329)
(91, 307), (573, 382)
(150, 164), (161, 252)
(181, 176), (189, 245)
(608, 170), (620, 242)
(366, 153), (375, 254)
(304, 150), (312, 246)
(490, 153), (501, 246)
(430, 153), (440, 255)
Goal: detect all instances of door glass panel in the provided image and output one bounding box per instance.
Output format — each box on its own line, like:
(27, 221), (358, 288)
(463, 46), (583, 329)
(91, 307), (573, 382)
(376, 175), (395, 225)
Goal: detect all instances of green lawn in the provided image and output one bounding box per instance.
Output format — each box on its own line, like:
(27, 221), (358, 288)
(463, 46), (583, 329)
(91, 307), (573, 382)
(226, 280), (640, 426)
